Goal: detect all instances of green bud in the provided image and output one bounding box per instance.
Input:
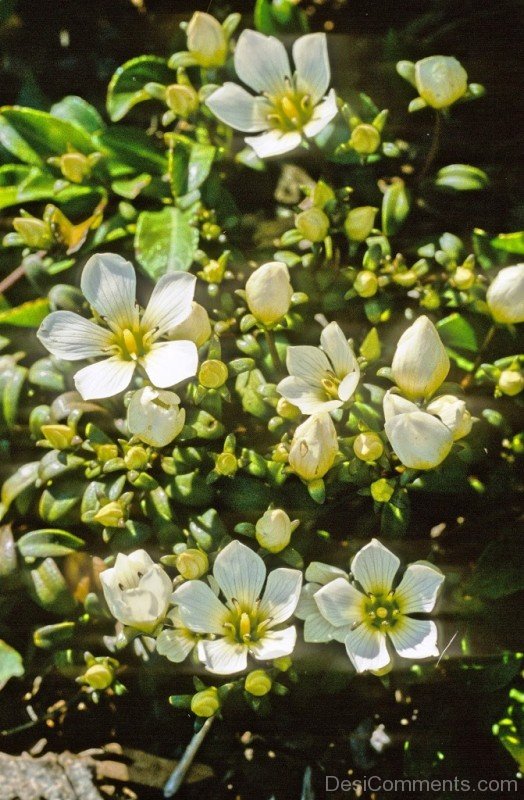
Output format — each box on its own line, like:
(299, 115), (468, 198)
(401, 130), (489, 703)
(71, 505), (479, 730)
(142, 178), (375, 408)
(95, 444), (120, 463)
(40, 424), (76, 450)
(498, 370), (524, 397)
(165, 83), (199, 117)
(199, 359), (229, 389)
(57, 152), (92, 183)
(13, 216), (53, 249)
(176, 548), (209, 580)
(83, 663), (114, 691)
(392, 270), (418, 288)
(295, 207), (330, 243)
(354, 270), (378, 298)
(452, 266), (475, 290)
(94, 501), (125, 528)
(350, 124), (381, 155)
(345, 206), (377, 242)
(245, 669), (272, 697)
(276, 397), (301, 420)
(191, 687), (220, 717)
(124, 446), (149, 471)
(353, 432), (384, 462)
(215, 452), (238, 476)
(370, 478), (395, 503)
(273, 656), (292, 672)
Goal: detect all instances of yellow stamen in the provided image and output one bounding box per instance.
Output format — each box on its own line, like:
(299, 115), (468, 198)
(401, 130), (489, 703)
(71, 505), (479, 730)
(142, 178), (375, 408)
(239, 612), (251, 640)
(122, 328), (138, 358)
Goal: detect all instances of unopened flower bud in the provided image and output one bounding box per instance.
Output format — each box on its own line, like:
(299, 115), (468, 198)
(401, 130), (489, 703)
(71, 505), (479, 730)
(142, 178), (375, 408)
(344, 206), (377, 242)
(191, 686), (220, 717)
(255, 508), (297, 553)
(124, 445), (149, 471)
(40, 424), (76, 450)
(452, 266), (475, 290)
(58, 152), (92, 184)
(83, 663), (114, 691)
(176, 548), (209, 580)
(96, 444), (119, 463)
(215, 452), (238, 476)
(245, 669), (272, 697)
(165, 83), (199, 117)
(127, 387), (185, 448)
(295, 207), (330, 242)
(350, 124), (381, 155)
(370, 478), (395, 503)
(169, 301), (212, 347)
(94, 501), (125, 528)
(353, 432), (384, 462)
(391, 316), (449, 400)
(486, 264), (524, 324)
(289, 413), (338, 481)
(199, 359), (228, 389)
(187, 12), (228, 68)
(415, 55), (468, 109)
(273, 656), (292, 672)
(498, 369), (524, 396)
(13, 216), (53, 249)
(245, 261), (293, 327)
(354, 270), (378, 298)
(276, 397), (301, 420)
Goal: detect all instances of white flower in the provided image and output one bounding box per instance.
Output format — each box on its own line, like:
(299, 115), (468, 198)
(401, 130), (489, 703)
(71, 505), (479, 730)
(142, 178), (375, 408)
(245, 261), (293, 326)
(206, 30), (338, 158)
(172, 540), (302, 675)
(37, 253), (199, 400)
(313, 539), (444, 673)
(486, 264), (524, 324)
(391, 316), (450, 400)
(397, 56), (469, 111)
(295, 561), (351, 643)
(100, 549), (172, 633)
(255, 508), (299, 554)
(383, 391), (453, 470)
(277, 322), (360, 414)
(127, 386), (186, 448)
(168, 301), (212, 347)
(426, 394), (472, 441)
(288, 413), (338, 481)
(156, 608), (198, 663)
(186, 12), (228, 68)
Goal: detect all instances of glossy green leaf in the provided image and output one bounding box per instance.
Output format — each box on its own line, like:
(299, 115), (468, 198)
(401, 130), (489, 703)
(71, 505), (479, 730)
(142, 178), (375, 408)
(0, 358), (27, 431)
(466, 534), (524, 599)
(381, 179), (411, 236)
(30, 557), (76, 614)
(187, 143), (216, 192)
(0, 107), (94, 165)
(0, 461), (39, 517)
(0, 298), (49, 327)
(436, 313), (478, 352)
(107, 55), (173, 122)
(18, 529), (85, 559)
(134, 207), (199, 278)
(254, 0), (308, 34)
(95, 126), (167, 176)
(435, 164), (489, 191)
(50, 95), (105, 134)
(0, 639), (24, 691)
(490, 231), (524, 255)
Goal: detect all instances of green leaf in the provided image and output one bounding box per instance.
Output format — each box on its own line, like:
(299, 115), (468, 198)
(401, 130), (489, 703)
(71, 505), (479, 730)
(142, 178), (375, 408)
(436, 313), (478, 352)
(0, 298), (49, 327)
(435, 164), (489, 191)
(380, 487), (410, 537)
(187, 143), (216, 192)
(0, 107), (94, 165)
(490, 231), (524, 255)
(33, 621), (76, 649)
(0, 640), (24, 691)
(381, 179), (410, 236)
(466, 534), (524, 600)
(135, 207), (199, 278)
(30, 557), (75, 614)
(0, 461), (39, 517)
(18, 529), (85, 559)
(254, 0), (309, 34)
(50, 95), (105, 134)
(0, 358), (27, 431)
(107, 55), (173, 122)
(95, 126), (167, 176)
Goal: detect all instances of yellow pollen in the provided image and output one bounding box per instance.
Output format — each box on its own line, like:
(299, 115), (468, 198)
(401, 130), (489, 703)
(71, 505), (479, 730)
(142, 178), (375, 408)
(281, 95), (300, 123)
(376, 607), (388, 619)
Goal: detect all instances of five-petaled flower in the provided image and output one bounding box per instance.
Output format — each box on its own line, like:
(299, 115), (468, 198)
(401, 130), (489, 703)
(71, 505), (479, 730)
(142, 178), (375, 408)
(173, 540), (302, 675)
(37, 253), (199, 400)
(206, 30), (338, 158)
(309, 539), (444, 673)
(277, 321), (360, 414)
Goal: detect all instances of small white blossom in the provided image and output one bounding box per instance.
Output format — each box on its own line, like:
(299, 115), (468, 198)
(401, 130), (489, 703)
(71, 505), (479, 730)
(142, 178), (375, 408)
(486, 264), (524, 324)
(127, 386), (186, 448)
(245, 261), (293, 327)
(173, 540), (302, 675)
(288, 413), (338, 481)
(383, 390), (453, 470)
(277, 321), (360, 414)
(100, 550), (172, 634)
(206, 30), (338, 158)
(312, 539), (444, 673)
(391, 316), (450, 401)
(37, 253), (198, 400)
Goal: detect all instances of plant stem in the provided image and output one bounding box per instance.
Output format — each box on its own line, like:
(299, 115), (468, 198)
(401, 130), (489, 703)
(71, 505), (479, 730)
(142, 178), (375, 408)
(461, 323), (497, 390)
(420, 110), (442, 180)
(0, 264), (25, 296)
(264, 329), (283, 374)
(163, 715), (215, 797)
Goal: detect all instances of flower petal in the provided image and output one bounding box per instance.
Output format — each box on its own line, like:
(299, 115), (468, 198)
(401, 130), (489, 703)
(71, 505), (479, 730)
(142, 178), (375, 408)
(206, 82), (270, 132)
(305, 562), (349, 585)
(382, 389), (419, 422)
(213, 540), (266, 610)
(314, 577), (364, 628)
(258, 568), (302, 626)
(37, 311), (113, 361)
(245, 130), (302, 158)
(287, 345), (331, 384)
(304, 611), (348, 643)
(141, 272), (196, 335)
(351, 539), (400, 596)
(344, 625), (390, 673)
(388, 618), (439, 660)
(156, 628), (195, 663)
(320, 322), (355, 378)
(197, 637), (248, 675)
(172, 579), (229, 634)
(395, 562), (445, 614)
(141, 340), (198, 388)
(302, 89), (338, 139)
(81, 253), (137, 329)
(234, 29), (290, 94)
(385, 410), (453, 470)
(277, 375), (341, 415)
(338, 371), (360, 402)
(292, 33), (330, 104)
(74, 357), (135, 400)
(138, 564), (172, 615)
(250, 625), (297, 661)
(294, 583), (320, 620)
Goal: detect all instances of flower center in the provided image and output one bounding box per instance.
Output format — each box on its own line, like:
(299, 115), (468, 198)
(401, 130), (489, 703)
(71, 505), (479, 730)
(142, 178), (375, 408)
(267, 84), (313, 132)
(364, 593), (401, 630)
(321, 371), (341, 399)
(111, 326), (154, 362)
(223, 601), (271, 644)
